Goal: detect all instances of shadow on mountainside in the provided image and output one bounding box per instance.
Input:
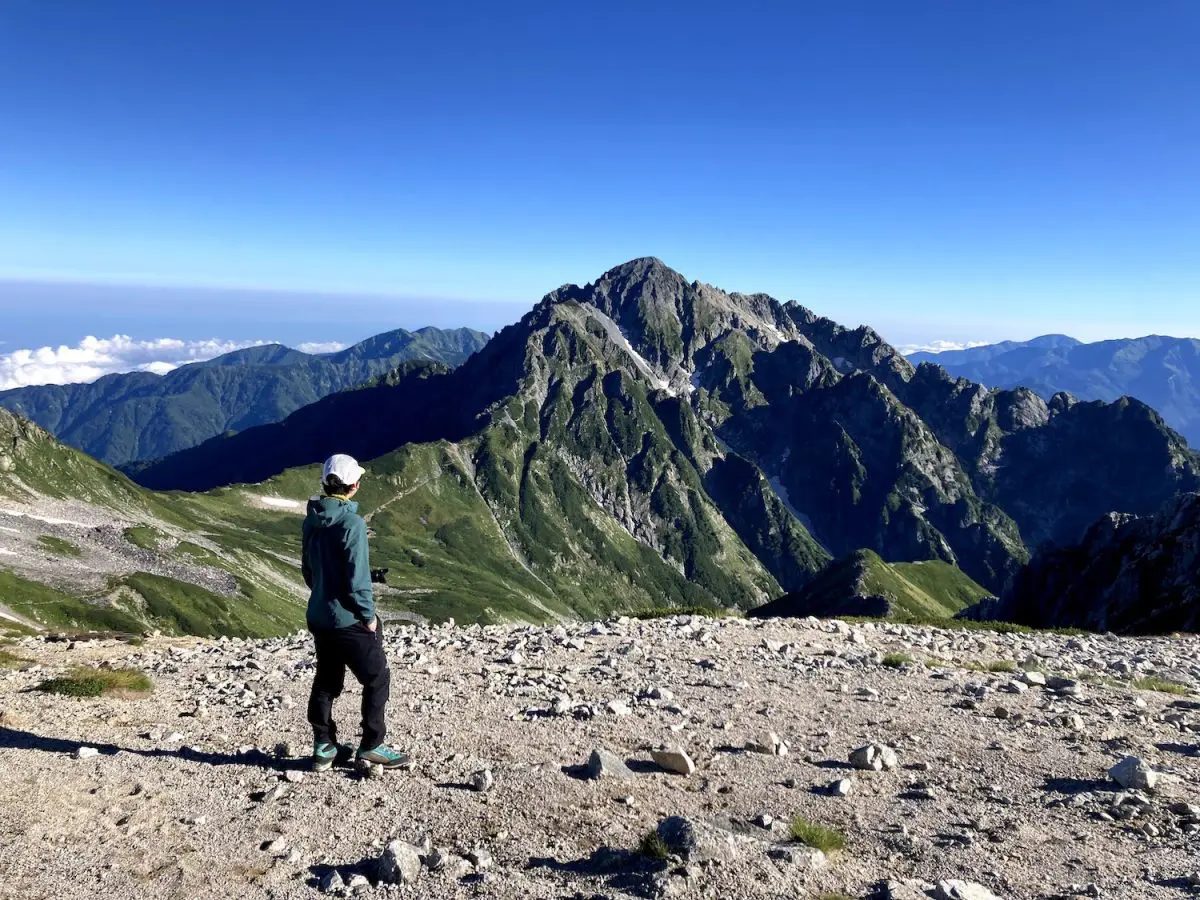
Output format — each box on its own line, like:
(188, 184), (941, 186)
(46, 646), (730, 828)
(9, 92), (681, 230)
(0, 725), (296, 773)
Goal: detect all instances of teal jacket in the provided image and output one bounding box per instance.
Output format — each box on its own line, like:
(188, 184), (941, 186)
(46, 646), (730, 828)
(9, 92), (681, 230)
(302, 495), (375, 630)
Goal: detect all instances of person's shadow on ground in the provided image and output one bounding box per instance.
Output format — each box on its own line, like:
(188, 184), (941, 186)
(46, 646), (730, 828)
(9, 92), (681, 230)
(0, 725), (295, 773)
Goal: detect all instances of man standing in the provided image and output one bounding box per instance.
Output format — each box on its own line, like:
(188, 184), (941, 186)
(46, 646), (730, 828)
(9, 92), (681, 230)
(302, 453), (408, 772)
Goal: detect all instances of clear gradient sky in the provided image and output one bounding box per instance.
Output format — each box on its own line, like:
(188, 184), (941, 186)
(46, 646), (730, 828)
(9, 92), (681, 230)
(1, 1), (1198, 364)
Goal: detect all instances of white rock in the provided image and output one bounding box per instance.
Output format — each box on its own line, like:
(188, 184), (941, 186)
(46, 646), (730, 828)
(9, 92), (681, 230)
(465, 847), (492, 869)
(651, 747), (696, 776)
(747, 730), (788, 756)
(933, 879), (1004, 900)
(850, 743), (898, 771)
(830, 777), (855, 796)
(586, 748), (633, 779)
(1109, 755), (1159, 791)
(378, 840), (423, 884)
(75, 747), (100, 760)
(318, 870), (345, 893)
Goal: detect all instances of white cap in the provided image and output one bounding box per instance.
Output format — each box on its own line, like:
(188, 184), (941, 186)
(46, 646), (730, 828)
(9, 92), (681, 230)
(322, 453), (365, 487)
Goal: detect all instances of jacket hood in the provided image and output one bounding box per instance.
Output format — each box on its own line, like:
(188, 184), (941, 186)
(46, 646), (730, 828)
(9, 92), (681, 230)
(305, 495), (360, 528)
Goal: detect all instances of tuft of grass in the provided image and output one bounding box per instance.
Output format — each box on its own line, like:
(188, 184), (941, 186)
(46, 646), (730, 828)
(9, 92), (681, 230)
(122, 525), (165, 551)
(961, 659), (1018, 674)
(0, 647), (28, 669)
(37, 535), (83, 558)
(638, 831), (671, 860)
(881, 651), (916, 668)
(789, 817), (846, 853)
(36, 666), (153, 698)
(1131, 676), (1192, 696)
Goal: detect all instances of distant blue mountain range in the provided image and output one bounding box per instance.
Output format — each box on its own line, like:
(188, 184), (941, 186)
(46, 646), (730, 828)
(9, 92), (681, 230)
(909, 334), (1200, 447)
(0, 326), (489, 466)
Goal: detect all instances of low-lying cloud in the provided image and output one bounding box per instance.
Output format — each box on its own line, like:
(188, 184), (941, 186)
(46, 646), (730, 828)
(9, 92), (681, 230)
(295, 341), (347, 355)
(0, 335), (281, 389)
(897, 339), (991, 356)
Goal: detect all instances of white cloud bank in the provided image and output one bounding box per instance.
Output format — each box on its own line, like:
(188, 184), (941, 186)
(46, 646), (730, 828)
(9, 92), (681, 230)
(896, 339), (992, 356)
(0, 335), (276, 390)
(296, 341), (347, 355)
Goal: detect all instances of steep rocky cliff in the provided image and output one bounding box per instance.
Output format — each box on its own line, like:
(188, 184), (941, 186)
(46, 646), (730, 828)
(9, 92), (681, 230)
(996, 492), (1200, 634)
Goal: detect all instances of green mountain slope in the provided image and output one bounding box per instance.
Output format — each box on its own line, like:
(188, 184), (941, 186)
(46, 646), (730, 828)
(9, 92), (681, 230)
(0, 326), (488, 466)
(749, 549), (992, 620)
(0, 408), (307, 637)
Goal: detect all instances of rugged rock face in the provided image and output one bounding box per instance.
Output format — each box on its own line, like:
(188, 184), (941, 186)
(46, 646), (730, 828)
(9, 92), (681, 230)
(124, 259), (1200, 619)
(996, 492), (1200, 634)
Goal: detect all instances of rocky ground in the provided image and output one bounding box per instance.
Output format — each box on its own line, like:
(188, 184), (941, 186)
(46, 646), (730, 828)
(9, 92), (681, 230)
(0, 499), (239, 601)
(1, 615), (1199, 900)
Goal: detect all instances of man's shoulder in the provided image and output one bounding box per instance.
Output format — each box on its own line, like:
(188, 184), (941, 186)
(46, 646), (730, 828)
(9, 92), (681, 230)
(341, 511), (368, 537)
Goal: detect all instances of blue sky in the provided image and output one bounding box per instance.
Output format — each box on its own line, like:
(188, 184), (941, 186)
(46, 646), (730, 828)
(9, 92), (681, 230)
(1, 0), (1198, 376)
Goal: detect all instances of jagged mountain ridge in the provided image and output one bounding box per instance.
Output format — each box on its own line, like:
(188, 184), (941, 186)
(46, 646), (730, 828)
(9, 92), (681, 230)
(0, 326), (489, 467)
(993, 492), (1200, 634)
(127, 260), (1200, 619)
(909, 333), (1200, 447)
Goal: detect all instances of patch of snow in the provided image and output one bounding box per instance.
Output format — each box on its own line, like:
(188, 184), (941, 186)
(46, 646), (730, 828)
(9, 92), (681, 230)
(0, 525), (19, 534)
(258, 497), (302, 510)
(767, 476), (829, 553)
(0, 548), (15, 556)
(584, 308), (675, 395)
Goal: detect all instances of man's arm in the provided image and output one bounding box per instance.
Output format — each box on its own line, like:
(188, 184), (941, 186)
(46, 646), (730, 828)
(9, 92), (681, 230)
(301, 519), (314, 589)
(342, 517), (376, 626)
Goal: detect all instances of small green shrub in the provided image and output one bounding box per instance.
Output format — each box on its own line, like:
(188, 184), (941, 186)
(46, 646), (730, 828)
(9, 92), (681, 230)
(123, 525), (164, 551)
(1132, 676), (1192, 696)
(789, 817), (846, 853)
(962, 659), (1017, 674)
(881, 652), (916, 668)
(37, 666), (153, 698)
(37, 535), (83, 558)
(638, 831), (670, 860)
(0, 648), (28, 669)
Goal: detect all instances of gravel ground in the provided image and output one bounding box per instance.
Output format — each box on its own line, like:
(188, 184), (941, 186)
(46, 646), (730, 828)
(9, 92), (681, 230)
(1, 616), (1199, 899)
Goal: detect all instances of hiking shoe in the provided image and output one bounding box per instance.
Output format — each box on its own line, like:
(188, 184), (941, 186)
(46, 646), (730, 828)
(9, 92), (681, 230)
(311, 741), (353, 772)
(356, 745), (412, 770)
